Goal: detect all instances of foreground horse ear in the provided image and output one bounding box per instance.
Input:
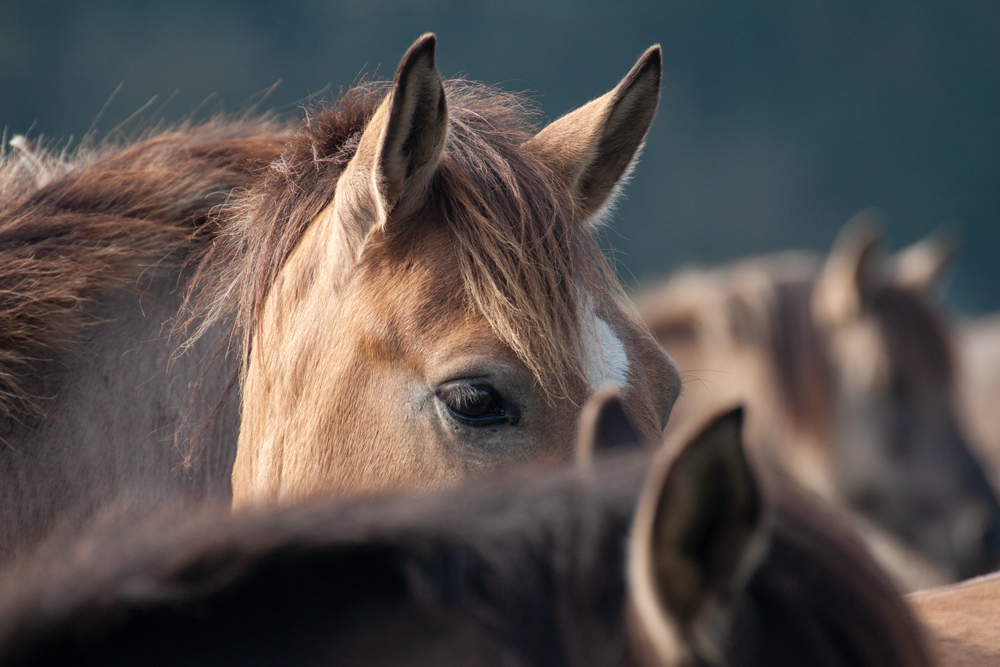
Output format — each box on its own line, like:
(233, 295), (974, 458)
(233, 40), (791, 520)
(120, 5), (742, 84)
(812, 212), (883, 327)
(575, 385), (644, 466)
(341, 33), (448, 225)
(886, 230), (956, 294)
(525, 46), (661, 224)
(628, 406), (764, 664)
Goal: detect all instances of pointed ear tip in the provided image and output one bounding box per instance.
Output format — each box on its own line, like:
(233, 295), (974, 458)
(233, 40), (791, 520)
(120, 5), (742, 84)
(635, 45), (663, 74)
(404, 33), (438, 64)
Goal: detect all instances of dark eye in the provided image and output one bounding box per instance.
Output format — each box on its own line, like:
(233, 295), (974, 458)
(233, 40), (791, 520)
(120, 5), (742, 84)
(436, 383), (516, 427)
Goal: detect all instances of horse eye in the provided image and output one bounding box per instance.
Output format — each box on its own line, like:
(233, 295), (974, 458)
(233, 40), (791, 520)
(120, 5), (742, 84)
(436, 383), (512, 427)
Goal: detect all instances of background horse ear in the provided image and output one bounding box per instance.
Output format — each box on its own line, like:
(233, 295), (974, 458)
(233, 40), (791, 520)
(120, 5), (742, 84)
(524, 45), (661, 224)
(886, 229), (956, 294)
(575, 385), (644, 466)
(337, 33), (448, 230)
(812, 211), (883, 327)
(628, 406), (764, 665)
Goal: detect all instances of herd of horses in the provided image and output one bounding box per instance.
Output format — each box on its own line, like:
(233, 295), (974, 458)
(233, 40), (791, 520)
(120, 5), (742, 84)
(0, 33), (995, 665)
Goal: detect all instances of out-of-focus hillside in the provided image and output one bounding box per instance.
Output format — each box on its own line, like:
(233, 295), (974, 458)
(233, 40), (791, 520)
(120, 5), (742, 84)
(2, 1), (997, 311)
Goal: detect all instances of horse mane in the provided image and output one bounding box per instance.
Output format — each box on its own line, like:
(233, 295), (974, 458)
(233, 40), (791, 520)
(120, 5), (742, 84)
(871, 283), (954, 390)
(0, 120), (287, 418)
(183, 80), (619, 403)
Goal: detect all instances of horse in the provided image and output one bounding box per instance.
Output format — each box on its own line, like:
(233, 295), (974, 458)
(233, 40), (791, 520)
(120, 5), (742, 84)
(0, 120), (288, 562)
(0, 392), (933, 666)
(908, 571), (1000, 666)
(183, 34), (680, 506)
(635, 216), (1000, 586)
(0, 35), (679, 559)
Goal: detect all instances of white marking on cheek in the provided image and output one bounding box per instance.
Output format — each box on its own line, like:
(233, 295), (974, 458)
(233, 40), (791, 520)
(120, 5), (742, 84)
(580, 296), (631, 391)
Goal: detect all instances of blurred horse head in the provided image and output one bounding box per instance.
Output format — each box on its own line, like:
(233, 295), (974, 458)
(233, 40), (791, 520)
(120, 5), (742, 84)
(638, 215), (1000, 582)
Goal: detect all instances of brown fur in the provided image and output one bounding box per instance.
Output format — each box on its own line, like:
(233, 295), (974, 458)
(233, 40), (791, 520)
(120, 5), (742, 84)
(198, 38), (679, 503)
(0, 406), (932, 666)
(185, 81), (615, 404)
(0, 121), (286, 419)
(909, 572), (1000, 666)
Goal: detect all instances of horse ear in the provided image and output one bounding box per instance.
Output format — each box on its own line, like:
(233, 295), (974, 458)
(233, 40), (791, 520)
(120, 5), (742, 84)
(576, 385), (644, 466)
(812, 212), (883, 327)
(338, 34), (448, 229)
(628, 406), (764, 664)
(886, 230), (956, 294)
(525, 46), (661, 225)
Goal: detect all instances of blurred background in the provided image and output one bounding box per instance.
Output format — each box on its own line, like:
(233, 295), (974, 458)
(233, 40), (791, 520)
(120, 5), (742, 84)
(2, 1), (997, 312)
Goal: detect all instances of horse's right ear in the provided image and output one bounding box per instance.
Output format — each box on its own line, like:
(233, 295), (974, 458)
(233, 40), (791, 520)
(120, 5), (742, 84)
(334, 34), (448, 234)
(627, 406), (765, 665)
(525, 46), (661, 225)
(575, 385), (644, 466)
(812, 212), (883, 327)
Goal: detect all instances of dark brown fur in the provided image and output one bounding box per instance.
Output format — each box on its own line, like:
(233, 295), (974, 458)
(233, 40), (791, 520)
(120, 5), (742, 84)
(0, 449), (931, 666)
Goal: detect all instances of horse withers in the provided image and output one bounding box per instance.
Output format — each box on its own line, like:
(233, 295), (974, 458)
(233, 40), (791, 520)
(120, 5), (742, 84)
(0, 393), (932, 666)
(636, 216), (1000, 586)
(0, 36), (680, 559)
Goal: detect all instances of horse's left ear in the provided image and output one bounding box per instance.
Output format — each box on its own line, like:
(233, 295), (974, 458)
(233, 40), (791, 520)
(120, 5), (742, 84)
(525, 46), (661, 225)
(886, 230), (956, 294)
(575, 385), (645, 467)
(627, 406), (765, 665)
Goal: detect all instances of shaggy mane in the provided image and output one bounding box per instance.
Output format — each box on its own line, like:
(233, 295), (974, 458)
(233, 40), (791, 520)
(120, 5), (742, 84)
(0, 121), (287, 418)
(185, 80), (621, 403)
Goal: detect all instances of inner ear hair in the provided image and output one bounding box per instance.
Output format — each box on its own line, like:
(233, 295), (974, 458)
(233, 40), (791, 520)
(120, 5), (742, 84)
(376, 33), (448, 214)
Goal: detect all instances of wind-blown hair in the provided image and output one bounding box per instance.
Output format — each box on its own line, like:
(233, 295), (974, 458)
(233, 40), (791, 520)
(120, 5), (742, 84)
(184, 80), (623, 403)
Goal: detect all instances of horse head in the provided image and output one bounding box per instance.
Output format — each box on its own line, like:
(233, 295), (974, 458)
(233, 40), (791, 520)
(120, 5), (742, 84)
(813, 215), (1000, 580)
(225, 35), (680, 503)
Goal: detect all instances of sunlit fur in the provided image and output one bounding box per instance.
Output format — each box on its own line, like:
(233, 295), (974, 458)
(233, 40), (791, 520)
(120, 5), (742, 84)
(183, 39), (679, 504)
(909, 571), (1000, 666)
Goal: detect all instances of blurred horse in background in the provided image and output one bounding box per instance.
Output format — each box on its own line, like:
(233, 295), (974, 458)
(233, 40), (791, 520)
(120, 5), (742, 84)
(0, 35), (679, 559)
(637, 216), (1000, 586)
(0, 394), (932, 667)
(955, 314), (1000, 491)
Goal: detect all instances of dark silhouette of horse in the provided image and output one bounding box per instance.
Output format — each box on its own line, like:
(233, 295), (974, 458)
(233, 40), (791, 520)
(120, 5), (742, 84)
(0, 392), (932, 666)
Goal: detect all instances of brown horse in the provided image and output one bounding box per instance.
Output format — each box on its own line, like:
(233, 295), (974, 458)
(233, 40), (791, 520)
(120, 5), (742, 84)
(0, 120), (287, 562)
(0, 36), (679, 558)
(0, 395), (932, 666)
(184, 34), (679, 505)
(637, 216), (1000, 586)
(909, 571), (1000, 666)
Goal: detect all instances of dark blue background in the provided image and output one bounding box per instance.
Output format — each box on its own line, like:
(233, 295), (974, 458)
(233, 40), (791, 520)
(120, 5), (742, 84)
(3, 2), (997, 311)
